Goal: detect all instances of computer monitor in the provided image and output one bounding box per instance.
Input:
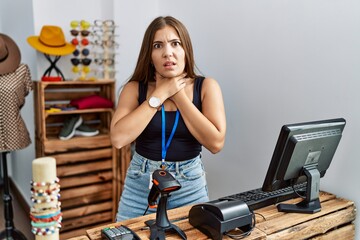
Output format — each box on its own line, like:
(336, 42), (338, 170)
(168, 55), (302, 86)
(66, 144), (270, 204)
(261, 118), (346, 213)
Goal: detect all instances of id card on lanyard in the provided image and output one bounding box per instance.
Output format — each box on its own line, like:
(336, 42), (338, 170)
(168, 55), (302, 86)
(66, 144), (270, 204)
(161, 105), (180, 169)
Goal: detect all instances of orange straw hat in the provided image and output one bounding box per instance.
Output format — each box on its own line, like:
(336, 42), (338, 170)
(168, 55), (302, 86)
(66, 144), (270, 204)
(0, 33), (21, 75)
(27, 25), (75, 56)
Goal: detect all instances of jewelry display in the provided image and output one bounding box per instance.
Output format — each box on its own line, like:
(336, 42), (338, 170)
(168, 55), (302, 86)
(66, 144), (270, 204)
(30, 157), (62, 240)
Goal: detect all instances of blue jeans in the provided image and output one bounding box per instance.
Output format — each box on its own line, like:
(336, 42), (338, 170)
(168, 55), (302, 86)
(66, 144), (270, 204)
(116, 151), (209, 221)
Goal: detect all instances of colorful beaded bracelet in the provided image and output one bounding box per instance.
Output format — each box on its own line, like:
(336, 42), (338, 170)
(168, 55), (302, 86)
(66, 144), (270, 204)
(31, 225), (61, 235)
(30, 210), (62, 222)
(31, 194), (60, 204)
(30, 210), (61, 219)
(30, 178), (60, 187)
(30, 214), (62, 223)
(31, 218), (62, 228)
(31, 187), (60, 196)
(30, 204), (61, 214)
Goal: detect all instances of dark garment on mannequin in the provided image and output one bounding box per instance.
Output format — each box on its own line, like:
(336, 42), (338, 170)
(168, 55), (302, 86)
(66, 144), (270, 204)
(0, 63), (32, 151)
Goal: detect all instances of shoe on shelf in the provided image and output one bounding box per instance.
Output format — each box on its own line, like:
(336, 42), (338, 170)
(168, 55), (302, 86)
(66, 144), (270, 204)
(75, 124), (99, 137)
(59, 115), (83, 140)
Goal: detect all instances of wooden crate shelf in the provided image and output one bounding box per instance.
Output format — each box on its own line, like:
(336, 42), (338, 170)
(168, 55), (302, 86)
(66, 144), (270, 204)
(42, 134), (112, 154)
(33, 80), (121, 239)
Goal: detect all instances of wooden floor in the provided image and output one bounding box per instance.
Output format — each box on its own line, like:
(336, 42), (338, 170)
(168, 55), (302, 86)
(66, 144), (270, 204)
(0, 182), (34, 240)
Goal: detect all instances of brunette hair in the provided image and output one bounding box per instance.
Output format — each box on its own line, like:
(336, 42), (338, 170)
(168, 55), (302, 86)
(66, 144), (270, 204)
(128, 16), (198, 83)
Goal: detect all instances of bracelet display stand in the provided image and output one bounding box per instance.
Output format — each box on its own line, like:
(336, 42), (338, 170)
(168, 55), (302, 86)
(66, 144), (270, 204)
(0, 152), (27, 240)
(30, 157), (61, 240)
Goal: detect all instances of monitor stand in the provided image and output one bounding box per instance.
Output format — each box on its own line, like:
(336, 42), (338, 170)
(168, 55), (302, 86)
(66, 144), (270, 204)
(277, 165), (321, 214)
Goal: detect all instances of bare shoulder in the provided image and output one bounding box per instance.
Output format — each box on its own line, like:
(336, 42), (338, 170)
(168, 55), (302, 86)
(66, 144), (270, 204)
(116, 81), (140, 111)
(119, 81), (138, 97)
(118, 81), (139, 104)
(201, 77), (222, 93)
(122, 81), (139, 93)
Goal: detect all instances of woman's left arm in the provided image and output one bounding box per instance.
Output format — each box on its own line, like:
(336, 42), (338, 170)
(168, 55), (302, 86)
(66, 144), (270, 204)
(172, 77), (226, 153)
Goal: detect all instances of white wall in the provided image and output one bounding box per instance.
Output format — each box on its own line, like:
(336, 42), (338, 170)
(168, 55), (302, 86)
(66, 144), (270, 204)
(161, 0), (360, 197)
(113, 0), (159, 92)
(159, 1), (360, 237)
(1, 0), (359, 238)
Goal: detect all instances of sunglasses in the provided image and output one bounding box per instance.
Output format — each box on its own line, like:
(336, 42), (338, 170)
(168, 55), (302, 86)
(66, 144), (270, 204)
(95, 65), (116, 72)
(94, 20), (115, 27)
(92, 34), (116, 42)
(71, 38), (89, 46)
(73, 48), (90, 57)
(72, 66), (91, 74)
(70, 29), (91, 37)
(71, 58), (92, 66)
(93, 68), (116, 79)
(71, 20), (91, 30)
(93, 51), (116, 59)
(93, 29), (116, 37)
(93, 39), (118, 48)
(94, 58), (115, 66)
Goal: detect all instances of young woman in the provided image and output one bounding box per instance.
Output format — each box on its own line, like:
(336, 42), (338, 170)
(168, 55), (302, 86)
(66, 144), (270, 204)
(110, 16), (226, 221)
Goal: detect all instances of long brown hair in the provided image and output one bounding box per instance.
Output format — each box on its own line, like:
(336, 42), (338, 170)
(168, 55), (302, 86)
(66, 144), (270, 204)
(128, 16), (198, 83)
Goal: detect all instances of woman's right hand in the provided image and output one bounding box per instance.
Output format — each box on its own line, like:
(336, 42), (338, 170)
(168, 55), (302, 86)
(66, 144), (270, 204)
(153, 72), (187, 100)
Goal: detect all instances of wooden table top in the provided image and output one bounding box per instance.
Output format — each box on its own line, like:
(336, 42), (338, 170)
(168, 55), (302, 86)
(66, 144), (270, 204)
(81, 191), (355, 240)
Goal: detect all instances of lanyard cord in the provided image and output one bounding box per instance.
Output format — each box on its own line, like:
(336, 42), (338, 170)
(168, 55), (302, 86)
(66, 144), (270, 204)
(161, 105), (180, 168)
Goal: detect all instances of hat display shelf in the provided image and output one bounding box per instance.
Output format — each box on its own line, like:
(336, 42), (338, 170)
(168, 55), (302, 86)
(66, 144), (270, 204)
(70, 20), (93, 81)
(92, 20), (118, 80)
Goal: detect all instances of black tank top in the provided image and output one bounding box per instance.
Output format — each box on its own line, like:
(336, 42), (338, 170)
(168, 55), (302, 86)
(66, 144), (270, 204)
(136, 77), (205, 161)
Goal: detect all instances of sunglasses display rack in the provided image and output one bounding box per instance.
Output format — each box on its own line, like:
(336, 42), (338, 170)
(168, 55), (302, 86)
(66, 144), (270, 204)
(92, 19), (118, 80)
(70, 20), (93, 80)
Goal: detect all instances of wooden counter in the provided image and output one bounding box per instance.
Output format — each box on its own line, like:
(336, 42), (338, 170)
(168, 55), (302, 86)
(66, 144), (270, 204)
(82, 191), (356, 240)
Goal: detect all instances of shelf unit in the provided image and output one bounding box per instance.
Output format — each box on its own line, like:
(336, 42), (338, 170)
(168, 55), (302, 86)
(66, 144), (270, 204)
(33, 80), (121, 239)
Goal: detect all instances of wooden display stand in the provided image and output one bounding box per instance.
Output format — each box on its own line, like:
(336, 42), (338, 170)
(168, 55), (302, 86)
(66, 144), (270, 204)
(78, 191), (355, 240)
(33, 80), (128, 239)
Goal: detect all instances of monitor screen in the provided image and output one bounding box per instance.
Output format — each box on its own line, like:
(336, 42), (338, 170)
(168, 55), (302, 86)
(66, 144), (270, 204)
(261, 118), (346, 213)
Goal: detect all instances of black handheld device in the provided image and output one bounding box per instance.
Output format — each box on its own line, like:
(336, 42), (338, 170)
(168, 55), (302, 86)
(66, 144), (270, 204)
(101, 225), (140, 240)
(145, 169), (186, 240)
(148, 169), (181, 207)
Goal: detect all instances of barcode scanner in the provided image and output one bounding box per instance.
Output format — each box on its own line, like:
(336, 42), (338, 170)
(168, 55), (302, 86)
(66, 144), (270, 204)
(148, 169), (181, 208)
(145, 169), (186, 240)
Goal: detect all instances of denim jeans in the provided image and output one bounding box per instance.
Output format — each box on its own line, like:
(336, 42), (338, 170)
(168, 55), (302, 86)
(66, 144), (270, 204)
(116, 151), (209, 222)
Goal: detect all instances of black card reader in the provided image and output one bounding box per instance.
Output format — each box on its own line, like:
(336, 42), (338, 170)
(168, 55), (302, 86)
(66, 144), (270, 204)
(101, 225), (141, 240)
